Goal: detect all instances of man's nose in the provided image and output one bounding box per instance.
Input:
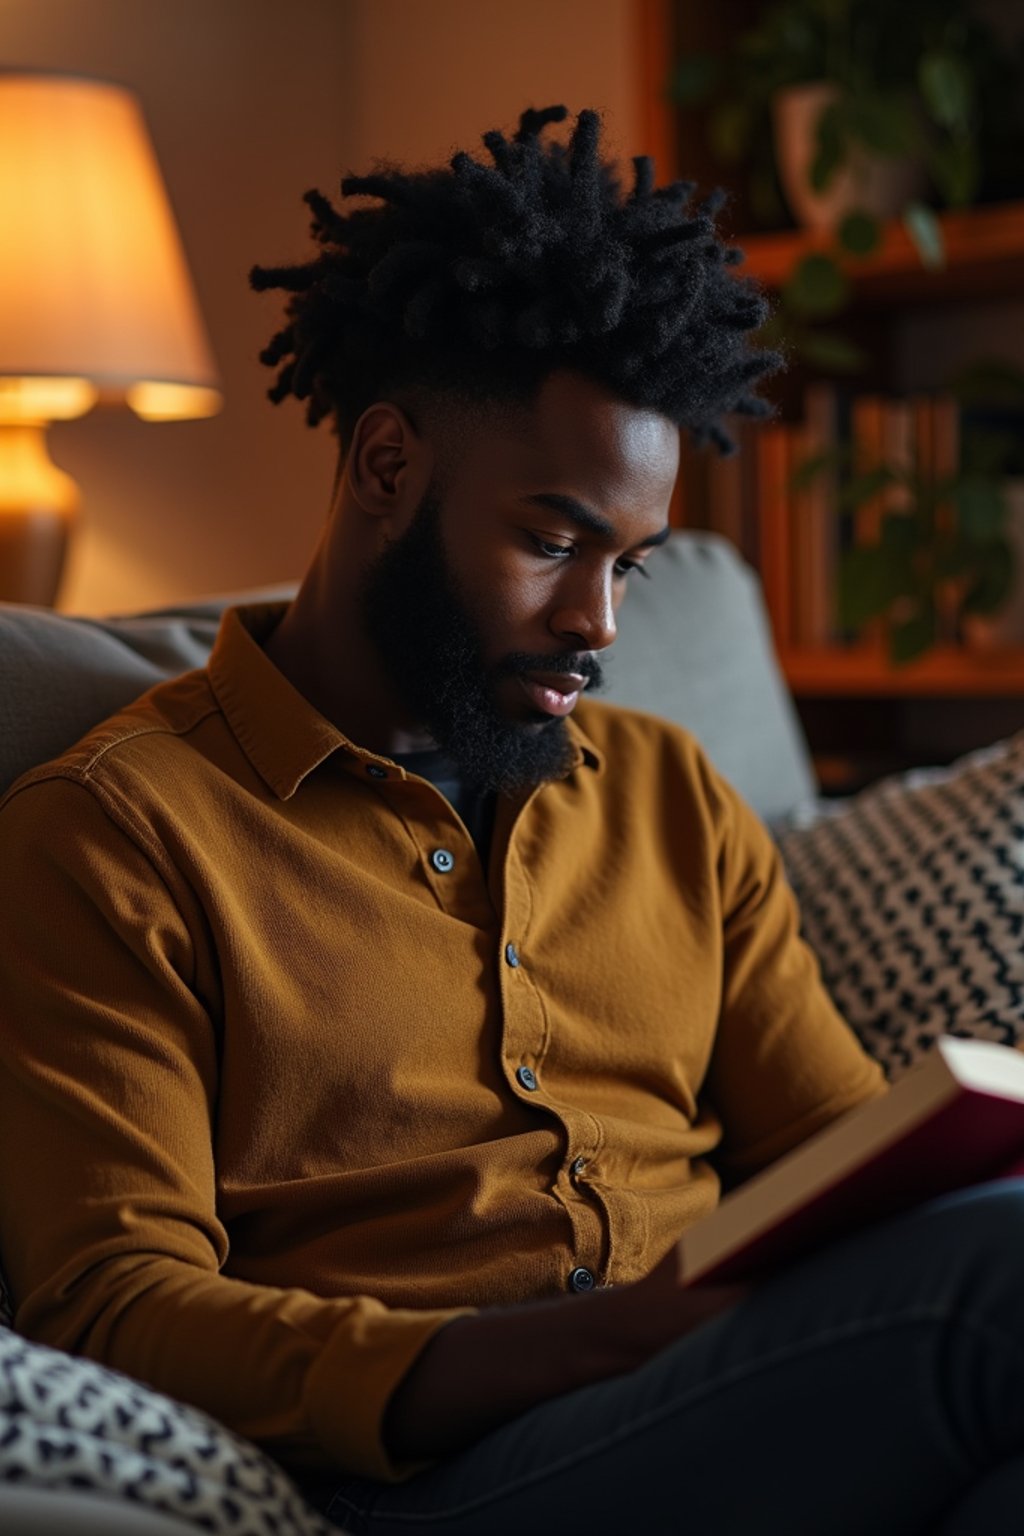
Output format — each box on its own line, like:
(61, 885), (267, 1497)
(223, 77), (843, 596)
(549, 568), (617, 652)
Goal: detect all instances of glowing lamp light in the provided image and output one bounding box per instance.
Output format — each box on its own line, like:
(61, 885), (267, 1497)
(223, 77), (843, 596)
(0, 72), (222, 605)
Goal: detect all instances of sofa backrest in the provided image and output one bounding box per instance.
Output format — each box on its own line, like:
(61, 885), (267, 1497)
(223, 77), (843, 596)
(0, 535), (815, 819)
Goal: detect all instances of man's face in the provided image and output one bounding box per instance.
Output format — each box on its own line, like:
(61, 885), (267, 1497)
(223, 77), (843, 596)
(360, 370), (679, 793)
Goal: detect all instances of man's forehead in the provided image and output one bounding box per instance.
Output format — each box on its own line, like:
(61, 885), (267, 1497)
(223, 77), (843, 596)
(451, 374), (679, 501)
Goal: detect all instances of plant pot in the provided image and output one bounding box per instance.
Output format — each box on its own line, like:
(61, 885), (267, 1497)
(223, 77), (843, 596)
(772, 82), (927, 233)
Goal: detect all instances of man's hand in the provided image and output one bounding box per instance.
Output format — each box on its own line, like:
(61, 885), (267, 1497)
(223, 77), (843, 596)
(384, 1245), (748, 1464)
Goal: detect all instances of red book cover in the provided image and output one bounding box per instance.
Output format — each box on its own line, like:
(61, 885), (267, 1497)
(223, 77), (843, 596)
(681, 1038), (1024, 1286)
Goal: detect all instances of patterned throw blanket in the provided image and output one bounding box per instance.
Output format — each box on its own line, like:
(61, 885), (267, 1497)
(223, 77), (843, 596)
(0, 1328), (334, 1536)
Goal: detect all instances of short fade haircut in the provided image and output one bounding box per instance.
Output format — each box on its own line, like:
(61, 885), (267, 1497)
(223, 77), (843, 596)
(250, 104), (780, 456)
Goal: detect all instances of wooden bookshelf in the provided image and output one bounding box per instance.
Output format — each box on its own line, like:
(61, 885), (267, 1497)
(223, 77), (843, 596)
(781, 646), (1024, 698)
(638, 0), (1024, 780)
(735, 200), (1024, 306)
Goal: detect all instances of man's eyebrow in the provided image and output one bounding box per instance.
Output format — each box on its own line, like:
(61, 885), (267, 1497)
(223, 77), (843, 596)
(522, 493), (671, 549)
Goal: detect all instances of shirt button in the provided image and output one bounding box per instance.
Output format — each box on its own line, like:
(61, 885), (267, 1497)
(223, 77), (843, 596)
(505, 942), (520, 968)
(430, 848), (455, 873)
(571, 1156), (587, 1178)
(366, 764), (388, 779)
(515, 1065), (538, 1092)
(569, 1267), (596, 1293)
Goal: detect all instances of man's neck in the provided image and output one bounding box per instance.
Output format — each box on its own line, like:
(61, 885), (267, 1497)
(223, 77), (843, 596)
(261, 555), (420, 757)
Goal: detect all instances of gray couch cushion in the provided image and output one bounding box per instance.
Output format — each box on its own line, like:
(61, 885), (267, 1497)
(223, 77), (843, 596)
(0, 538), (815, 819)
(601, 533), (816, 820)
(0, 590), (294, 798)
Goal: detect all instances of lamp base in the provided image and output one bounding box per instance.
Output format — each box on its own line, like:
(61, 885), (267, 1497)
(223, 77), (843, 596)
(0, 423), (79, 606)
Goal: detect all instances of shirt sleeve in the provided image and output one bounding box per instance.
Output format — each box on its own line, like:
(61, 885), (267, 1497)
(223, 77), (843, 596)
(0, 773), (471, 1482)
(695, 750), (888, 1179)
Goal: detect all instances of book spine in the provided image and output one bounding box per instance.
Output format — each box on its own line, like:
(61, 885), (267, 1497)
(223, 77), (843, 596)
(796, 382), (840, 648)
(757, 422), (793, 652)
(851, 394), (887, 545)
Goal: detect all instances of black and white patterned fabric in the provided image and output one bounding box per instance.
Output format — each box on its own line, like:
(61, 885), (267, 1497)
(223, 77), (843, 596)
(0, 1329), (335, 1535)
(776, 733), (1024, 1082)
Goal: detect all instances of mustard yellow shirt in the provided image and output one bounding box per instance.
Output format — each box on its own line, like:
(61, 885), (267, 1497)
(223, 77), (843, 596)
(0, 604), (884, 1480)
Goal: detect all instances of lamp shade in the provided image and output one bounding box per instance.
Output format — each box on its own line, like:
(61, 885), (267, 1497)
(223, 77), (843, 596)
(0, 72), (220, 414)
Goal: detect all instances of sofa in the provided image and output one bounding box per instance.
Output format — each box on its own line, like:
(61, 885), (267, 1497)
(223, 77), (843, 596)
(2, 531), (1022, 1534)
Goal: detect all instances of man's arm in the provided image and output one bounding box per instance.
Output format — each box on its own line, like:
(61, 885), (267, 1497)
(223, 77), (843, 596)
(384, 1248), (743, 1463)
(0, 775), (467, 1481)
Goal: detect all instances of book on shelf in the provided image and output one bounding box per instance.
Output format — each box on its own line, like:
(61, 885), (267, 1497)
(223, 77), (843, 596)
(756, 421), (794, 650)
(702, 417), (761, 569)
(850, 393), (888, 545)
(681, 1036), (1024, 1287)
(687, 388), (967, 661)
(791, 382), (840, 649)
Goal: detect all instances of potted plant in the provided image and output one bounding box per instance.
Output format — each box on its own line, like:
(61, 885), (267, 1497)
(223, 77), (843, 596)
(793, 361), (1024, 663)
(672, 0), (1018, 370)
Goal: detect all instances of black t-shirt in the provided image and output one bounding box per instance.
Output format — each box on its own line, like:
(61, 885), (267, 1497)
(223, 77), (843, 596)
(388, 747), (497, 866)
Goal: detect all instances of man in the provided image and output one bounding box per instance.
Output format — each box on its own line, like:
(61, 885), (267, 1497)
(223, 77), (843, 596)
(1, 106), (1024, 1535)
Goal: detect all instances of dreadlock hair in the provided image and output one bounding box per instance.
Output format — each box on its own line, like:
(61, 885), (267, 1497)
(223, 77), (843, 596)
(250, 105), (781, 458)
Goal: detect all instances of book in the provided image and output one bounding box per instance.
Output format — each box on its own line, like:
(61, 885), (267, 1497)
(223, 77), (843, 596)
(681, 1036), (1024, 1286)
(792, 382), (839, 648)
(706, 428), (745, 552)
(756, 422), (794, 651)
(850, 393), (887, 545)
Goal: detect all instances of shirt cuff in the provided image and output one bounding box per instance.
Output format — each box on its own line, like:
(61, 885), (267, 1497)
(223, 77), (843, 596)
(303, 1298), (475, 1481)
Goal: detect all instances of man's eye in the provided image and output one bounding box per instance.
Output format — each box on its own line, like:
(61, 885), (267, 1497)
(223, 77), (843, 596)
(614, 558), (651, 580)
(530, 536), (573, 560)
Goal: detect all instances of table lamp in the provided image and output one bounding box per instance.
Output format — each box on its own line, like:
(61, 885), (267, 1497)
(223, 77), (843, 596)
(0, 71), (222, 606)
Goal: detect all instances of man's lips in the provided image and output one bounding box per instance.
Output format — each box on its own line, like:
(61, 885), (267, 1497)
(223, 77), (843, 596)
(516, 671), (588, 718)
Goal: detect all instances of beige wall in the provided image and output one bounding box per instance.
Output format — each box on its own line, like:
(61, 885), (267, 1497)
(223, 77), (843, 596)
(1, 0), (642, 614)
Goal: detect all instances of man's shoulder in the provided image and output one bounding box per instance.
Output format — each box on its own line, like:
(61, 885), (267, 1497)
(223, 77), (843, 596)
(0, 665), (220, 812)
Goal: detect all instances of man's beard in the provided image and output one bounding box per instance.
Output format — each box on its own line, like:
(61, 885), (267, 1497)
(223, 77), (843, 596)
(360, 493), (603, 794)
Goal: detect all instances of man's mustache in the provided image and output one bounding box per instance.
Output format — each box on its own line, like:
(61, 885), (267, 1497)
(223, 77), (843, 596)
(495, 651), (605, 692)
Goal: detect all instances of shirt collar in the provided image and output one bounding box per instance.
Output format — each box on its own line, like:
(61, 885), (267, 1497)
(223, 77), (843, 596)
(565, 711), (605, 777)
(209, 603), (604, 799)
(209, 604), (364, 799)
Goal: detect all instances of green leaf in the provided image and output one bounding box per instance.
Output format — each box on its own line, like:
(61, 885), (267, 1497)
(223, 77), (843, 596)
(919, 51), (973, 131)
(837, 551), (882, 629)
(837, 210), (880, 257)
(709, 99), (755, 163)
(668, 53), (721, 105)
(810, 100), (846, 192)
(880, 512), (917, 552)
(954, 477), (1008, 540)
(927, 136), (979, 208)
(889, 610), (935, 665)
(782, 253), (849, 318)
(789, 449), (837, 491)
(903, 203), (945, 270)
(837, 544), (910, 629)
(795, 329), (867, 372)
(961, 546), (1015, 615)
(840, 466), (897, 510)
(847, 92), (920, 157)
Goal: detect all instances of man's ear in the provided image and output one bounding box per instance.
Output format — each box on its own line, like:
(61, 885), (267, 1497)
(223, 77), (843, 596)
(347, 401), (431, 530)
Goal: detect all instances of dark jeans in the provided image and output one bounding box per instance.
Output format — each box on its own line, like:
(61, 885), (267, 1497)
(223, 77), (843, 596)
(312, 1182), (1024, 1535)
